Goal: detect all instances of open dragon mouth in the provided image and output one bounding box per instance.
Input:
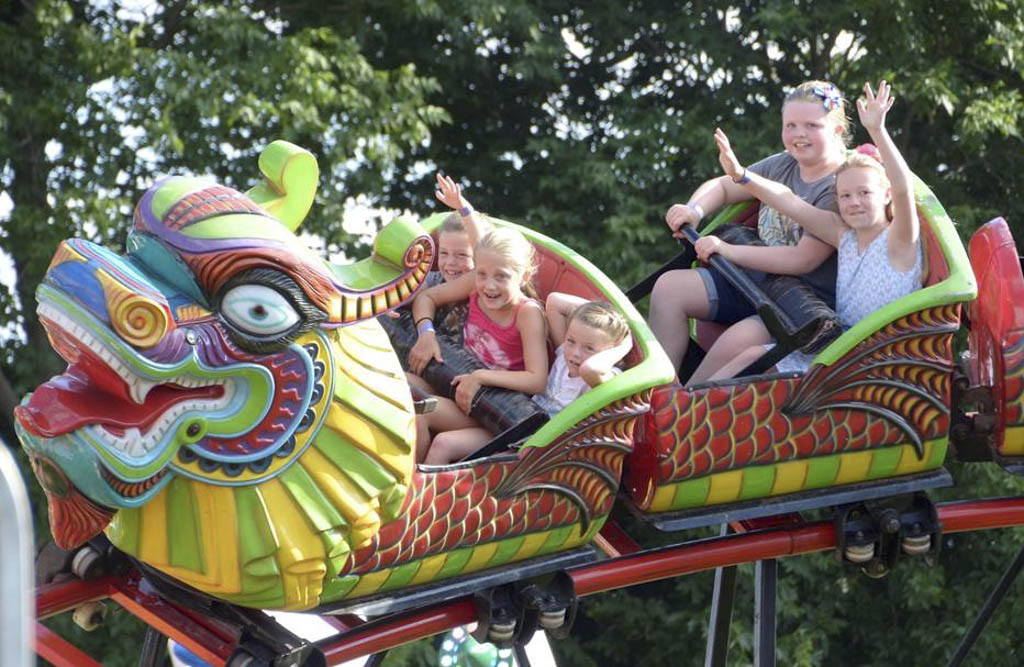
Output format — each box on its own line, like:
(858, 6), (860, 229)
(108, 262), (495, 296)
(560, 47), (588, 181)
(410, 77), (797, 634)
(14, 304), (231, 454)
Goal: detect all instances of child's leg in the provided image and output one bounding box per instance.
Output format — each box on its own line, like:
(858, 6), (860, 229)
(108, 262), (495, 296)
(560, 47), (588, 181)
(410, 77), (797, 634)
(707, 344), (774, 382)
(416, 396), (480, 461)
(648, 269), (712, 371)
(425, 427), (493, 465)
(688, 316), (771, 384)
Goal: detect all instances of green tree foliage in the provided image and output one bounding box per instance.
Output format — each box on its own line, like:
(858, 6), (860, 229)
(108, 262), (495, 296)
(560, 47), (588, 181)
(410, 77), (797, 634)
(0, 0), (446, 442)
(5, 1), (1024, 665)
(271, 0), (1024, 287)
(1, 1), (446, 662)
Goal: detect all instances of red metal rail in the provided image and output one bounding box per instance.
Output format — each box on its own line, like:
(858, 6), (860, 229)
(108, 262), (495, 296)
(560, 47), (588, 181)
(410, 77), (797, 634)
(35, 497), (1024, 665)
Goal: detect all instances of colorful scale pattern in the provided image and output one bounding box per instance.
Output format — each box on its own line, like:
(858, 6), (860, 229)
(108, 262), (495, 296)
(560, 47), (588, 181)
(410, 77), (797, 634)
(326, 393), (650, 602)
(631, 306), (959, 513)
(104, 321), (649, 610)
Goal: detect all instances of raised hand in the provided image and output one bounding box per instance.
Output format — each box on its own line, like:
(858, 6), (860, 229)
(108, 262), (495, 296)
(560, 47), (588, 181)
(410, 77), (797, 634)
(435, 172), (471, 212)
(856, 80), (894, 133)
(714, 128), (744, 182)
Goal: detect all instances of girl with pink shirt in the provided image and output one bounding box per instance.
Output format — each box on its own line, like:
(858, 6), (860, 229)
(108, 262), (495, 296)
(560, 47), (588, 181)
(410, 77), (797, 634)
(410, 227), (549, 463)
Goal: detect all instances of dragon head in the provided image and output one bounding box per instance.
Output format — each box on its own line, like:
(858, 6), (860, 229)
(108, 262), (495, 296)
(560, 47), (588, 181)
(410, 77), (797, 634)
(15, 141), (432, 549)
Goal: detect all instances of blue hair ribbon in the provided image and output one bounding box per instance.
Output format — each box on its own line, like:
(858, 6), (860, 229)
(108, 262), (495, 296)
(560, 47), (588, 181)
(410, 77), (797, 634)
(812, 84), (842, 111)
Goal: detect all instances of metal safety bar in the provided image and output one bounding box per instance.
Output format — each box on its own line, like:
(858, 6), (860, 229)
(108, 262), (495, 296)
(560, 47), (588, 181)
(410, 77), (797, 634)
(0, 441), (34, 667)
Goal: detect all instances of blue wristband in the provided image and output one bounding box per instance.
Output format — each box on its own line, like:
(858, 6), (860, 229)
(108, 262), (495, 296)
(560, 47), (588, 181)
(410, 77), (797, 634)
(416, 319), (435, 337)
(458, 205), (474, 217)
(735, 168), (751, 185)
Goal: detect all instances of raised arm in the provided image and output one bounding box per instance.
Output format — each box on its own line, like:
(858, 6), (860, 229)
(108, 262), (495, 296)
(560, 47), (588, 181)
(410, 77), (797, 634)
(544, 291), (588, 347)
(435, 172), (483, 246)
(580, 333), (633, 388)
(715, 128), (844, 247)
(858, 81), (919, 258)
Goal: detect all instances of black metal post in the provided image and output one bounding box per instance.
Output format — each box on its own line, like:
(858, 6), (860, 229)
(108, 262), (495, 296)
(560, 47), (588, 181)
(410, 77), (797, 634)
(705, 525), (738, 667)
(947, 541), (1024, 667)
(753, 559), (777, 667)
(365, 650), (390, 666)
(514, 642), (532, 667)
(138, 627), (169, 667)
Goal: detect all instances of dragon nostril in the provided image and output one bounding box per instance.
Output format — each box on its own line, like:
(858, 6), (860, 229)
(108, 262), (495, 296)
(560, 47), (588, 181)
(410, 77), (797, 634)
(179, 419), (207, 444)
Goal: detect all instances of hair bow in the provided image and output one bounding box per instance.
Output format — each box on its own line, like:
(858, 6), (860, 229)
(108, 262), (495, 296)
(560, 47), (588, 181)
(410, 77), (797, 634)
(812, 84), (842, 111)
(855, 143), (883, 163)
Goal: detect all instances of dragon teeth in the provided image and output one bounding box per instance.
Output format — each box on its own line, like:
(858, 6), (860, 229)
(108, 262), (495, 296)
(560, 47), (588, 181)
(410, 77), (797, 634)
(38, 302), (247, 456)
(129, 378), (157, 404)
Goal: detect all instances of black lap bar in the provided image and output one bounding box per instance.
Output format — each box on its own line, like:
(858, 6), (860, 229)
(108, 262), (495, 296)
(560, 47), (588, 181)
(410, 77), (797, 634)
(681, 226), (840, 355)
(381, 311), (549, 435)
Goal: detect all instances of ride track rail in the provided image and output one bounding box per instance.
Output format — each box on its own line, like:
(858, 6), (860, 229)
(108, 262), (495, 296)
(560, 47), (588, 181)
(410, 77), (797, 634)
(33, 495), (1024, 667)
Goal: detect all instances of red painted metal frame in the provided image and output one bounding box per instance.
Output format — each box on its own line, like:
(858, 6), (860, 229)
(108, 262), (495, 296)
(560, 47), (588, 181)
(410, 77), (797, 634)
(594, 519), (643, 557)
(34, 497), (1024, 666)
(35, 622), (103, 667)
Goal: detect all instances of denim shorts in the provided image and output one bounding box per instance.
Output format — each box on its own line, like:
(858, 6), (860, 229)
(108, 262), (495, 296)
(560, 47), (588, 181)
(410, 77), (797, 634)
(697, 266), (759, 325)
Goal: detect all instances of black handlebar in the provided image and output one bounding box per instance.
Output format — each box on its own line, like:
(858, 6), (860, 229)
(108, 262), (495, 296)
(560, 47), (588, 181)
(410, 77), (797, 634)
(628, 225), (834, 362)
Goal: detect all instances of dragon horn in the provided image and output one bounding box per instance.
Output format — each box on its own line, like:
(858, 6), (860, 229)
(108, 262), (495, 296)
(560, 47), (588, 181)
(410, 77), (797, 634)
(246, 140), (319, 231)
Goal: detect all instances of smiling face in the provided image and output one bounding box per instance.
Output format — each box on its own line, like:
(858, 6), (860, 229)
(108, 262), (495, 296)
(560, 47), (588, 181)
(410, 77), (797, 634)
(561, 320), (616, 378)
(436, 230), (474, 282)
(781, 100), (844, 168)
(473, 248), (526, 314)
(836, 166), (891, 231)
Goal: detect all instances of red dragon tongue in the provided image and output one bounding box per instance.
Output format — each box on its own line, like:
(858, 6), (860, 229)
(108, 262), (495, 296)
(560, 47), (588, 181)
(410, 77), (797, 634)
(16, 363), (214, 439)
(46, 486), (115, 550)
(16, 364), (134, 438)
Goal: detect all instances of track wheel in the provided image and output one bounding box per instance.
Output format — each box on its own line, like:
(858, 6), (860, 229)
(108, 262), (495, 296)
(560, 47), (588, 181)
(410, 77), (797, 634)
(902, 534), (932, 556)
(844, 543), (876, 563)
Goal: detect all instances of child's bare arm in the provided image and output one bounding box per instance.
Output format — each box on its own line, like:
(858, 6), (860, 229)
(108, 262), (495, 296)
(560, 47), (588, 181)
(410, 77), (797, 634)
(450, 304), (549, 411)
(694, 233), (833, 275)
(580, 334), (633, 388)
(435, 172), (483, 246)
(409, 273), (474, 374)
(715, 128), (844, 247)
(545, 291), (588, 347)
(412, 272), (474, 320)
(858, 81), (919, 259)
(665, 176), (756, 239)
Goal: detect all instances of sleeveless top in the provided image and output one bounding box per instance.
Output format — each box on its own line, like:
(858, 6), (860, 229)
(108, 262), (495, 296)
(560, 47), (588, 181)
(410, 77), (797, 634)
(773, 226), (922, 375)
(836, 227), (922, 327)
(463, 293), (533, 371)
(532, 345), (621, 416)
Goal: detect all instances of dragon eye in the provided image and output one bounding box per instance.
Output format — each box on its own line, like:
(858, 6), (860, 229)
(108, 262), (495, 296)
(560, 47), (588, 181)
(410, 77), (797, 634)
(220, 285), (301, 336)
